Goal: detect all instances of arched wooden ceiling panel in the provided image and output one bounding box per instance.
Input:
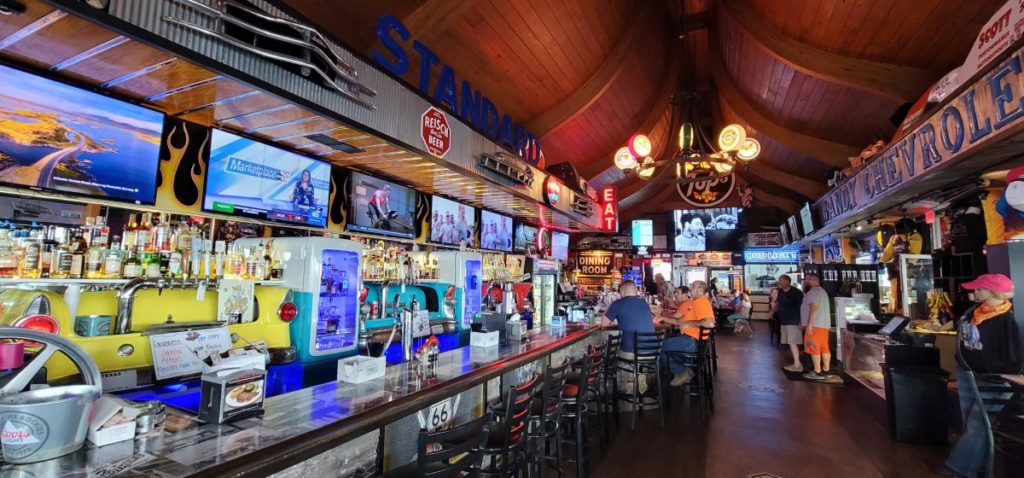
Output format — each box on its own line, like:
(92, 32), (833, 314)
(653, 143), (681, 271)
(719, 97), (832, 182)
(717, 10), (900, 148)
(746, 0), (1003, 70)
(540, 23), (671, 169)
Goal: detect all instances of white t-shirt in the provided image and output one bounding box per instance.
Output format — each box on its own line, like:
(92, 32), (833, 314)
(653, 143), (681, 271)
(801, 287), (831, 328)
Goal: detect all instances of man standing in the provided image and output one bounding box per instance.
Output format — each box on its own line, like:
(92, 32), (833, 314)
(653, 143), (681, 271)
(602, 281), (656, 354)
(801, 273), (833, 380)
(772, 275), (804, 372)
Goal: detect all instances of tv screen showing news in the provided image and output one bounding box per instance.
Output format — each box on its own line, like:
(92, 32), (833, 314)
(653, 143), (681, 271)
(514, 222), (537, 252)
(551, 231), (569, 261)
(347, 171), (416, 239)
(204, 129), (329, 226)
(800, 202), (815, 236)
(430, 195), (476, 246)
(631, 219), (653, 246)
(0, 63), (163, 204)
(480, 209), (513, 252)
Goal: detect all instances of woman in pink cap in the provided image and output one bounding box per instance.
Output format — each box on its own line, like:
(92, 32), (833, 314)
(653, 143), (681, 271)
(935, 273), (1021, 477)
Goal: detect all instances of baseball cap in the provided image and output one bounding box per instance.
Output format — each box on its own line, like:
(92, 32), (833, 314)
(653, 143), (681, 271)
(962, 274), (1014, 294)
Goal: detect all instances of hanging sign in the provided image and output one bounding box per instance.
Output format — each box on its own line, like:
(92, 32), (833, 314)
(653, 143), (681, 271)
(421, 107), (451, 158)
(675, 164), (736, 207)
(577, 251), (613, 276)
(747, 232), (783, 248)
(743, 247), (800, 264)
(816, 42), (1024, 229)
(600, 186), (618, 232)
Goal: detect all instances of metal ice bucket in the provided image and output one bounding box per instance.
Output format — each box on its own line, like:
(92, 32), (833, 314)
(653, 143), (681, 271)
(0, 327), (102, 464)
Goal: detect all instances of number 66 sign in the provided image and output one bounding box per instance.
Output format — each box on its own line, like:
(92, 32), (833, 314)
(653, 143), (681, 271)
(417, 394), (461, 433)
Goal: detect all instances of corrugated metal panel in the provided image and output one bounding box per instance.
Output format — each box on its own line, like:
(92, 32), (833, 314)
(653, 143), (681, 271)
(100, 0), (600, 230)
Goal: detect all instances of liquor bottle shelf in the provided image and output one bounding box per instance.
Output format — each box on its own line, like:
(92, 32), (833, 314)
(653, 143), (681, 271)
(0, 278), (287, 286)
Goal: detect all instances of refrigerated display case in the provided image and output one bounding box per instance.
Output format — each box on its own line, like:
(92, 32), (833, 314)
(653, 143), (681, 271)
(433, 251), (482, 330)
(531, 258), (560, 326)
(239, 237), (363, 363)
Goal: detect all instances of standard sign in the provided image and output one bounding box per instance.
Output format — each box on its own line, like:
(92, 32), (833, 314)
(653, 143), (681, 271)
(421, 107), (451, 158)
(817, 42), (1024, 227)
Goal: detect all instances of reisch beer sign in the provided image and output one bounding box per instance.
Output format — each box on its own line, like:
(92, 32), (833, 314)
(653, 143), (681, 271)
(675, 164), (735, 207)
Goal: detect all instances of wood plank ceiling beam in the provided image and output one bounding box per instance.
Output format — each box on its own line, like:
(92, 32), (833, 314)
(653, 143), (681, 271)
(526, 2), (658, 138)
(371, 0), (474, 51)
(720, 0), (934, 103)
(578, 64), (680, 182)
(710, 57), (857, 168)
(743, 162), (828, 198)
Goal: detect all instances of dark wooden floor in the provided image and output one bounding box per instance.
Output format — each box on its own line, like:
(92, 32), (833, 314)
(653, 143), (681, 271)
(590, 330), (947, 478)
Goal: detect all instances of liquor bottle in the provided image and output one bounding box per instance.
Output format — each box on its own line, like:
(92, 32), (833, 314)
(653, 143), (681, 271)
(122, 214), (138, 251)
(270, 249), (283, 280)
(19, 227), (41, 279)
(84, 240), (107, 279)
(0, 225), (16, 277)
(50, 231), (73, 279)
(143, 250), (161, 278)
(122, 247), (142, 279)
(136, 213), (153, 252)
(39, 226), (55, 278)
(104, 238), (123, 278)
(69, 231), (88, 279)
(169, 249), (183, 278)
(153, 213), (171, 252)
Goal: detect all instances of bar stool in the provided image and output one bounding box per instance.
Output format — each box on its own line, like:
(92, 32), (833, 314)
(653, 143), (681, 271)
(708, 327), (719, 378)
(616, 331), (665, 430)
(598, 333), (621, 444)
(561, 345), (603, 478)
(664, 327), (713, 422)
(481, 373), (539, 477)
(383, 412), (491, 477)
(527, 358), (571, 478)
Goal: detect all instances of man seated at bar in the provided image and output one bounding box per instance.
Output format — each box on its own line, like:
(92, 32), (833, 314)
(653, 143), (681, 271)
(659, 281), (715, 386)
(602, 280), (655, 354)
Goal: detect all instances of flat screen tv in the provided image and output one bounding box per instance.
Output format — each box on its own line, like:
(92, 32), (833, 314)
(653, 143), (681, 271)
(800, 202), (815, 237)
(430, 195), (476, 246)
(788, 215), (801, 241)
(347, 171), (417, 239)
(480, 209), (513, 252)
(514, 222), (538, 252)
(204, 129), (330, 227)
(551, 231), (569, 261)
(780, 223), (790, 245)
(0, 63), (163, 204)
(672, 208), (743, 252)
(631, 219), (653, 246)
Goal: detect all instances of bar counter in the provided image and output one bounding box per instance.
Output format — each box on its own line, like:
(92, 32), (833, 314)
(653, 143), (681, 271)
(1, 325), (602, 478)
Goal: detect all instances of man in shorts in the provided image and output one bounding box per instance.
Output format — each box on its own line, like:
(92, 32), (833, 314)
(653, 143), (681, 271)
(801, 273), (833, 380)
(772, 275), (804, 372)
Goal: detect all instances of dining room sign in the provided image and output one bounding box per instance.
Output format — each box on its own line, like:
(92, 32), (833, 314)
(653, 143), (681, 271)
(816, 41), (1024, 229)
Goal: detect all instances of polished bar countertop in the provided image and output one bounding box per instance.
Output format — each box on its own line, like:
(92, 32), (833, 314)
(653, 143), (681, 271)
(0, 325), (599, 478)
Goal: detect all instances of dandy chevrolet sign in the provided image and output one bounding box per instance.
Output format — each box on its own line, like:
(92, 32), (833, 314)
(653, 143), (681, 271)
(816, 42), (1024, 226)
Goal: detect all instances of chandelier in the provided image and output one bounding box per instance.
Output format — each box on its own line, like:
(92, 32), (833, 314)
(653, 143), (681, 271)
(613, 98), (761, 185)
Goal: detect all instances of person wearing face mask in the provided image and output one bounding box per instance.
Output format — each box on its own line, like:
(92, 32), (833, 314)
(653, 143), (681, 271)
(932, 274), (1021, 477)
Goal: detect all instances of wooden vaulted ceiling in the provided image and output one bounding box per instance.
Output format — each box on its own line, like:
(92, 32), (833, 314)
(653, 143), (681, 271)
(278, 0), (1003, 230)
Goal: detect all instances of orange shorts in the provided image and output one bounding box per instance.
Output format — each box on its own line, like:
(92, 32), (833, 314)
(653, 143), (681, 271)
(804, 326), (830, 355)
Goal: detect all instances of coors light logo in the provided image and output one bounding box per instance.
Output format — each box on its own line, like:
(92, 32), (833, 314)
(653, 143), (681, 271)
(0, 412), (48, 459)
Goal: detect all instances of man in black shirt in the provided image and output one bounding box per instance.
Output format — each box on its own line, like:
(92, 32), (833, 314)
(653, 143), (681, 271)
(772, 275), (804, 372)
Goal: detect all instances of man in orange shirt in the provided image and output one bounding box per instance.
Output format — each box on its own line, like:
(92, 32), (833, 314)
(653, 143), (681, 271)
(659, 281), (715, 386)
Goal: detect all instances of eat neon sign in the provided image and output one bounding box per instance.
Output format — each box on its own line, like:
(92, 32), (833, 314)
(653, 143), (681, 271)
(601, 187), (618, 231)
